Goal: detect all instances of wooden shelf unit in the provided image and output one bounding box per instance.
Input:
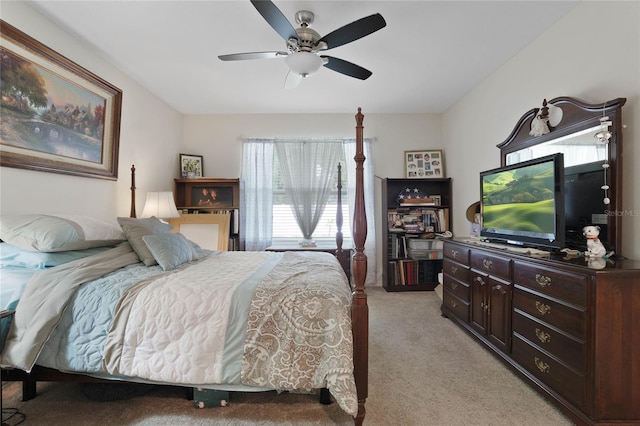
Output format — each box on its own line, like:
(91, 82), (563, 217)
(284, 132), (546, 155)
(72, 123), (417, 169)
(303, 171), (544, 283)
(174, 178), (241, 250)
(381, 178), (452, 291)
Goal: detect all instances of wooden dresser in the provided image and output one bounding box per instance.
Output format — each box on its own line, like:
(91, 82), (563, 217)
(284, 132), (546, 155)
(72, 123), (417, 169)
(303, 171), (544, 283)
(441, 239), (640, 426)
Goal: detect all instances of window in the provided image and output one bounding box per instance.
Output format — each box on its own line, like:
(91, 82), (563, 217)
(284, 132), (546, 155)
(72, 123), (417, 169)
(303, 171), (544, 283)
(272, 151), (351, 241)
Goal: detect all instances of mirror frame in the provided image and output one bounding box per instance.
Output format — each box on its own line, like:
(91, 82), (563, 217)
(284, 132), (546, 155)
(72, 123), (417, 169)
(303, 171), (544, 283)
(497, 96), (626, 254)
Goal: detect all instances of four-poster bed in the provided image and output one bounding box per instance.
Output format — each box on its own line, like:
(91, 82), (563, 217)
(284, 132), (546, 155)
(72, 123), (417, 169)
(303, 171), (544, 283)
(1, 108), (370, 424)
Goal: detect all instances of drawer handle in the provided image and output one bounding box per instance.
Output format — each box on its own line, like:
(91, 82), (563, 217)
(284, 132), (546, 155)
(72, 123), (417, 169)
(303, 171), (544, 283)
(535, 301), (551, 316)
(450, 300), (458, 309)
(450, 282), (458, 290)
(451, 266), (459, 274)
(535, 328), (551, 344)
(534, 357), (550, 373)
(482, 259), (493, 270)
(535, 274), (552, 288)
(451, 249), (459, 259)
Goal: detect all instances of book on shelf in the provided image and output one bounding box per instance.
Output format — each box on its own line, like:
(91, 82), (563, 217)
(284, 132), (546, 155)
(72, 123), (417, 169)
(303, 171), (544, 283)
(388, 258), (442, 286)
(387, 207), (449, 234)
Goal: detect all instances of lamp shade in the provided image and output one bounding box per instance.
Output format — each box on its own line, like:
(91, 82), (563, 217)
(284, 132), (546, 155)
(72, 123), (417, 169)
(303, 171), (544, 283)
(286, 52), (322, 77)
(140, 191), (180, 219)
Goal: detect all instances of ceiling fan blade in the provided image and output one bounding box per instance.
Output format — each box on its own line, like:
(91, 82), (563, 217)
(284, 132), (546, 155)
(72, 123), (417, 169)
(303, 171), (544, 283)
(218, 51), (288, 61)
(317, 13), (386, 50)
(321, 56), (372, 80)
(284, 71), (303, 89)
(250, 0), (299, 43)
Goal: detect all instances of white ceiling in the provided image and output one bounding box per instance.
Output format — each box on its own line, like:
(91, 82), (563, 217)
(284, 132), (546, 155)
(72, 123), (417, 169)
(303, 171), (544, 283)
(27, 1), (578, 114)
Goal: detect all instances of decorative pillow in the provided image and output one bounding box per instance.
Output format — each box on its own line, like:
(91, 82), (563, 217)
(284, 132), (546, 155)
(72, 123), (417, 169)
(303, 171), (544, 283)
(117, 217), (173, 266)
(142, 233), (198, 271)
(0, 242), (114, 269)
(0, 214), (125, 252)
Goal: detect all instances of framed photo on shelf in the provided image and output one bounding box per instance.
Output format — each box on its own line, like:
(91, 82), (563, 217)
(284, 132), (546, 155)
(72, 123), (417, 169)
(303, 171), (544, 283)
(404, 149), (445, 178)
(429, 195), (442, 206)
(189, 186), (233, 208)
(0, 21), (122, 180)
(180, 153), (203, 178)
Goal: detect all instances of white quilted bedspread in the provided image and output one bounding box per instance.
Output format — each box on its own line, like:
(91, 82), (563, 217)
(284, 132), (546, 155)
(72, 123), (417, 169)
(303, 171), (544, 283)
(103, 251), (276, 384)
(103, 250), (358, 416)
(1, 246), (357, 417)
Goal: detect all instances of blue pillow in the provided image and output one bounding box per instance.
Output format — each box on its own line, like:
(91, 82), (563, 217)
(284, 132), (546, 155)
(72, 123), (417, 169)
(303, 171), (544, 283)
(142, 233), (199, 271)
(0, 242), (114, 269)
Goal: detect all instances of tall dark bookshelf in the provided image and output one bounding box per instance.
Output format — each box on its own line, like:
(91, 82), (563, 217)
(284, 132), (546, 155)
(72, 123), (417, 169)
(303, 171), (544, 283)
(382, 178), (452, 291)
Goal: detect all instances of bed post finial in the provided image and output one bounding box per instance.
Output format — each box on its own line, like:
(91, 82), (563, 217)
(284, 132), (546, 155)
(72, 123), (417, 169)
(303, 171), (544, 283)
(130, 165), (137, 218)
(352, 107), (368, 426)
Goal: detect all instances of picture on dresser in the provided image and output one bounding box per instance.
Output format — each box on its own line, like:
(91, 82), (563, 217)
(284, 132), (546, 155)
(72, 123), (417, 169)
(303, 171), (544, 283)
(180, 153), (204, 178)
(404, 150), (445, 178)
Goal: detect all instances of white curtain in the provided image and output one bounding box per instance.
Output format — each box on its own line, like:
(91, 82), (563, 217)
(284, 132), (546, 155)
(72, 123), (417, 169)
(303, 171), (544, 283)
(274, 140), (342, 240)
(240, 140), (274, 251)
(241, 137), (377, 287)
(344, 138), (377, 286)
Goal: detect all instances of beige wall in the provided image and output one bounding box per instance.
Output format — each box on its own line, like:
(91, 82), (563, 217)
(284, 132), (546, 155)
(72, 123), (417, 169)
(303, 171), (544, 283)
(443, 1), (640, 259)
(1, 1), (638, 266)
(0, 1), (183, 219)
(183, 113), (442, 284)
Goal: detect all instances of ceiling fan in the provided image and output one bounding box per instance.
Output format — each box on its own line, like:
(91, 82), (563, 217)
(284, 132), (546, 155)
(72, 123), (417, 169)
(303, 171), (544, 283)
(218, 0), (386, 89)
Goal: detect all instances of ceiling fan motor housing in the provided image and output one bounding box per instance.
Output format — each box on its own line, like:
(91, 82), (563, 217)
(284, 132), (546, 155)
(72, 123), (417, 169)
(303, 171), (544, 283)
(289, 11), (325, 53)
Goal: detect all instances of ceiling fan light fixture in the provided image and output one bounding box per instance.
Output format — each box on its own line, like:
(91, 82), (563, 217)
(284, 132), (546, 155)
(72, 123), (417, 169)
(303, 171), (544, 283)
(286, 52), (322, 77)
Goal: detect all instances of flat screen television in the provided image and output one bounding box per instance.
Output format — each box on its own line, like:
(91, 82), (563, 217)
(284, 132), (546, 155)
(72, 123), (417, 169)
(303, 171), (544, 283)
(480, 153), (565, 251)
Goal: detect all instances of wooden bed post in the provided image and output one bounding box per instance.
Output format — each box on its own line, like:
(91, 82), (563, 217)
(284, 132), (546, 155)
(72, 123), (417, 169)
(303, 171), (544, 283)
(130, 164), (137, 218)
(352, 108), (368, 425)
(336, 163), (348, 279)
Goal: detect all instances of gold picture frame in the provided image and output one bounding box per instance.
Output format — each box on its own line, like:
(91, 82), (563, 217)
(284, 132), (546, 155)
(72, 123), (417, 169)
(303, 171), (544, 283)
(0, 20), (122, 180)
(404, 149), (445, 178)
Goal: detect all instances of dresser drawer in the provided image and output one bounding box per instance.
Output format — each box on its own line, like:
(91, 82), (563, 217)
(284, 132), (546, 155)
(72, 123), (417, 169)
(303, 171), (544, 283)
(443, 258), (469, 282)
(513, 288), (586, 339)
(443, 274), (470, 302)
(442, 291), (469, 323)
(444, 243), (470, 265)
(471, 251), (511, 280)
(514, 261), (587, 306)
(512, 334), (586, 411)
(512, 311), (585, 372)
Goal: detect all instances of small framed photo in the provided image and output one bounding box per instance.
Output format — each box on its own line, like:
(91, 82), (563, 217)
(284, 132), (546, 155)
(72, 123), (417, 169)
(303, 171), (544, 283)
(429, 195), (442, 206)
(190, 186), (233, 208)
(180, 153), (203, 178)
(404, 150), (445, 178)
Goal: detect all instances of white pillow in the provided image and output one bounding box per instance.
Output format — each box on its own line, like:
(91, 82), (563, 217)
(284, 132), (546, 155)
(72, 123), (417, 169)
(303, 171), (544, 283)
(0, 214), (125, 252)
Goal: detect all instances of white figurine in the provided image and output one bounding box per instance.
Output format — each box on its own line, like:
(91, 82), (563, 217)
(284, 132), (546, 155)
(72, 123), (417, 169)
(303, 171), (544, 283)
(586, 256), (607, 270)
(529, 111), (550, 137)
(582, 225), (607, 258)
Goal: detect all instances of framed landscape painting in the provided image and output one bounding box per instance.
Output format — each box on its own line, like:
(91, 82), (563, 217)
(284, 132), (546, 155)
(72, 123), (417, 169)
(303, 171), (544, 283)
(0, 20), (122, 180)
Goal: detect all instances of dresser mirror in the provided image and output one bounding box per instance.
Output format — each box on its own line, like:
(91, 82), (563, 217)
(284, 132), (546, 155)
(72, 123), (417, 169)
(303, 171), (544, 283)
(497, 97), (626, 254)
